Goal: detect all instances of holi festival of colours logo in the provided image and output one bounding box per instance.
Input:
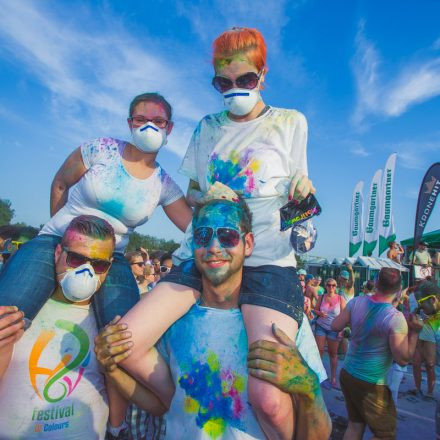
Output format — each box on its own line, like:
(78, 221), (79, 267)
(29, 319), (91, 403)
(208, 149), (261, 197)
(179, 351), (246, 439)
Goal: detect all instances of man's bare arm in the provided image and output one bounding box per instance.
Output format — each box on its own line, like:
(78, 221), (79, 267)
(389, 314), (423, 366)
(94, 319), (175, 410)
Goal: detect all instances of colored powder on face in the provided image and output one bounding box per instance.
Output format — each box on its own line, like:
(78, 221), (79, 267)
(178, 351), (246, 437)
(207, 150), (260, 197)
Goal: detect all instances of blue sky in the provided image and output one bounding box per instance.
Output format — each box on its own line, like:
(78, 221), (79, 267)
(0, 0), (439, 258)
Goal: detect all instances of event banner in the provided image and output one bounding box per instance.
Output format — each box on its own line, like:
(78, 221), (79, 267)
(413, 162), (440, 253)
(378, 153), (397, 256)
(349, 180), (364, 257)
(363, 169), (382, 256)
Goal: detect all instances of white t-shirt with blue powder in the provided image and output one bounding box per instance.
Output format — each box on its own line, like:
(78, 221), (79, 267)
(156, 305), (326, 439)
(41, 138), (183, 253)
(175, 108), (308, 267)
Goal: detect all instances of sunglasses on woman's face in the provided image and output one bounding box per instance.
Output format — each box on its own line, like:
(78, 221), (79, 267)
(193, 226), (243, 249)
(326, 284), (337, 288)
(131, 261), (145, 268)
(212, 71), (261, 93)
(62, 246), (111, 274)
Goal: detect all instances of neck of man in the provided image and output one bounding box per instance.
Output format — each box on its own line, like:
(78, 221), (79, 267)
(200, 269), (242, 309)
(371, 290), (397, 304)
(52, 286), (92, 306)
(227, 100), (266, 123)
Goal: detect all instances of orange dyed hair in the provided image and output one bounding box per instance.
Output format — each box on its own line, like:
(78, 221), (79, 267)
(212, 27), (267, 71)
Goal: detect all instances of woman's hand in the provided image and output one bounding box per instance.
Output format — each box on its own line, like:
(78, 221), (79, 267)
(288, 171), (316, 202)
(94, 316), (133, 373)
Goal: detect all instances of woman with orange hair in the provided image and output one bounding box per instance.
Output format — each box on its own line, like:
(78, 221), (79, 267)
(118, 27), (317, 439)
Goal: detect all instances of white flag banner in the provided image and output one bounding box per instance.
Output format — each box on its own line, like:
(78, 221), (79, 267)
(363, 169), (382, 256)
(349, 180), (364, 257)
(378, 153), (397, 256)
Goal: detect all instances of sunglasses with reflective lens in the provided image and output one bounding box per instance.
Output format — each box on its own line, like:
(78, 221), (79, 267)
(160, 265), (171, 274)
(212, 71), (262, 93)
(128, 116), (169, 129)
(63, 246), (111, 274)
(193, 227), (243, 249)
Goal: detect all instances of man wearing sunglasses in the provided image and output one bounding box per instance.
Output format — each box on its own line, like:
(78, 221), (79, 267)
(95, 195), (331, 439)
(413, 282), (440, 400)
(0, 215), (129, 439)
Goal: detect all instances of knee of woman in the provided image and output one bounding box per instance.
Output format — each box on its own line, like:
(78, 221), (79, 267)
(426, 362), (436, 371)
(248, 380), (286, 420)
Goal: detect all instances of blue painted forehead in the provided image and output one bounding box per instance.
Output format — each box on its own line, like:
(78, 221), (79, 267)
(194, 201), (242, 229)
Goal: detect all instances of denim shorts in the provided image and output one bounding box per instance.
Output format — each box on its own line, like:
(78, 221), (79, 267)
(314, 323), (341, 341)
(0, 234), (139, 328)
(161, 260), (304, 325)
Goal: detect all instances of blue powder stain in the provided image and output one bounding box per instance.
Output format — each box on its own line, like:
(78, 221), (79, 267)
(179, 359), (244, 431)
(208, 155), (247, 192)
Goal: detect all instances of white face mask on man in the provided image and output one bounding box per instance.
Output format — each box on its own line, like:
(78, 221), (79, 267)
(59, 263), (100, 303)
(131, 122), (167, 153)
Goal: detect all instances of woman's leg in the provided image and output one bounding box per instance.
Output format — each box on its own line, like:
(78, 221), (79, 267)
(242, 304), (299, 440)
(0, 234), (60, 322)
(423, 341), (437, 395)
(327, 338), (340, 386)
(314, 332), (327, 358)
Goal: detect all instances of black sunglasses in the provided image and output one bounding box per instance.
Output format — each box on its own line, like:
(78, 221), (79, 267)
(212, 71), (262, 93)
(62, 246), (111, 274)
(131, 261), (145, 268)
(193, 227), (243, 249)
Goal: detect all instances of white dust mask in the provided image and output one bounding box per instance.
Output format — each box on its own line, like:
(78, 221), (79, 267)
(131, 122), (167, 153)
(59, 263), (100, 303)
(222, 88), (261, 116)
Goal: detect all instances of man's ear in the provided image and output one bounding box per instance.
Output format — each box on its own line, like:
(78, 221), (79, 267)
(54, 244), (62, 264)
(244, 232), (254, 257)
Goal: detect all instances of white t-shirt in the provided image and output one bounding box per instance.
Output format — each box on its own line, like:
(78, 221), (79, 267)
(156, 305), (326, 439)
(0, 298), (108, 439)
(175, 108), (308, 267)
(41, 138), (183, 253)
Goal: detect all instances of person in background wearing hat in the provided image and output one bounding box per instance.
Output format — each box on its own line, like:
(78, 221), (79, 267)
(411, 242), (432, 268)
(412, 281), (440, 400)
(338, 264), (355, 303)
(298, 269), (307, 293)
(315, 276), (325, 296)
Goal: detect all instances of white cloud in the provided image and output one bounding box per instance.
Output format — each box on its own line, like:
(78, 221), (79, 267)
(176, 0), (292, 53)
(0, 1), (217, 156)
(351, 21), (440, 127)
(350, 144), (370, 157)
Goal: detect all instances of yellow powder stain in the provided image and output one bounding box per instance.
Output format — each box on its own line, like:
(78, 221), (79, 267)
(221, 380), (229, 394)
(183, 397), (199, 414)
(203, 417), (227, 439)
(229, 150), (241, 165)
(248, 160), (260, 172)
(206, 351), (220, 372)
(233, 375), (245, 393)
